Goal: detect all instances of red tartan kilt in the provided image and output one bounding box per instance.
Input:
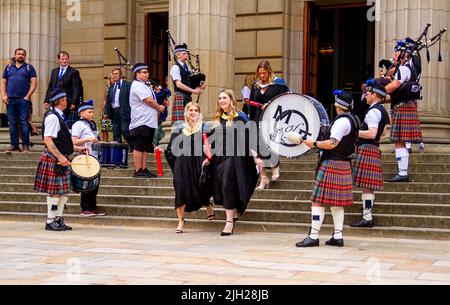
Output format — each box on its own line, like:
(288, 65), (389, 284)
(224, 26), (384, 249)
(390, 101), (423, 142)
(34, 152), (71, 195)
(311, 160), (353, 207)
(171, 92), (186, 124)
(353, 144), (384, 191)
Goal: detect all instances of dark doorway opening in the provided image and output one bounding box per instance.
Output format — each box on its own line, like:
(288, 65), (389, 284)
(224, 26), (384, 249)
(304, 2), (375, 119)
(146, 12), (169, 87)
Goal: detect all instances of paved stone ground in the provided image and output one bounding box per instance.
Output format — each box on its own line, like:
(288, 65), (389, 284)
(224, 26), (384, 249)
(0, 221), (449, 285)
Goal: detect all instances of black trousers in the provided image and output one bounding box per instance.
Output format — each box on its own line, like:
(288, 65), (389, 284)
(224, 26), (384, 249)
(80, 183), (100, 212)
(111, 108), (134, 151)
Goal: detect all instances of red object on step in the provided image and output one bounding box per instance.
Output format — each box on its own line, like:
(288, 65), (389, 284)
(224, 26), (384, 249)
(155, 148), (164, 177)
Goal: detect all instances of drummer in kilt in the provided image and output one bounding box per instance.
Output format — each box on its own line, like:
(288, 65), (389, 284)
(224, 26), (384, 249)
(34, 90), (86, 231)
(351, 80), (390, 228)
(291, 90), (360, 248)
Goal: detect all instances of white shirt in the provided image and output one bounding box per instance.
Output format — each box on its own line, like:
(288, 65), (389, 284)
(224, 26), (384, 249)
(365, 104), (383, 129)
(241, 86), (251, 100)
(394, 59), (412, 84)
(43, 108), (65, 138)
(330, 117), (352, 142)
(112, 80), (122, 109)
(59, 66), (68, 78)
(170, 61), (188, 82)
(361, 92), (367, 101)
(129, 80), (158, 130)
(71, 120), (99, 158)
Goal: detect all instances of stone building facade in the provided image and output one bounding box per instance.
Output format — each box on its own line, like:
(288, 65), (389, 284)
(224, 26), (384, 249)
(0, 0), (449, 143)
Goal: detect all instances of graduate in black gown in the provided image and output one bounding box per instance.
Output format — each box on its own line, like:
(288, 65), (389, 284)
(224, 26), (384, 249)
(211, 89), (262, 236)
(249, 60), (289, 190)
(165, 102), (215, 233)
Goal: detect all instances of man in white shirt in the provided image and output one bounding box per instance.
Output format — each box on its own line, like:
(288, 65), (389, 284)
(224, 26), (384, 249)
(385, 42), (422, 183)
(170, 43), (204, 125)
(129, 63), (166, 178)
(104, 68), (132, 149)
(35, 90), (86, 231)
(290, 90), (359, 248)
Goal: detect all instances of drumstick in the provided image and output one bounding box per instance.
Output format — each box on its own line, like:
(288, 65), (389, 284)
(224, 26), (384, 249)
(85, 144), (91, 169)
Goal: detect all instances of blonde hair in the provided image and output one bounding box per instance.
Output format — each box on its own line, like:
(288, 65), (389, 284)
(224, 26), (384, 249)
(184, 102), (202, 133)
(243, 74), (256, 89)
(213, 89), (240, 127)
(256, 60), (276, 84)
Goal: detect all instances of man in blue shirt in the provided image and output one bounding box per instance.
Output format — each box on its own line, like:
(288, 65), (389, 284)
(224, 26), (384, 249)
(1, 48), (38, 153)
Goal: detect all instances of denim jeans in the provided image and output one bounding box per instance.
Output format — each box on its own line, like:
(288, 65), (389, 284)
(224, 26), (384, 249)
(6, 98), (30, 147)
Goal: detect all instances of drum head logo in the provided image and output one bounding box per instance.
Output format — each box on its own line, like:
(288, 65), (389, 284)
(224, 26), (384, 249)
(269, 105), (312, 147)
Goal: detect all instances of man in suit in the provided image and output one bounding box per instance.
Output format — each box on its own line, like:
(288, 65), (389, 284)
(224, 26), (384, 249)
(44, 51), (83, 128)
(354, 81), (370, 123)
(104, 68), (133, 151)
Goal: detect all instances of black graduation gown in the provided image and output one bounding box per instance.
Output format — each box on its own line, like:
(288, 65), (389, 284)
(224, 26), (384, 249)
(165, 127), (213, 212)
(211, 114), (259, 215)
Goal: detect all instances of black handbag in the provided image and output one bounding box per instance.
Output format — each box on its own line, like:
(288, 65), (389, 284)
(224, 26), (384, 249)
(199, 165), (210, 189)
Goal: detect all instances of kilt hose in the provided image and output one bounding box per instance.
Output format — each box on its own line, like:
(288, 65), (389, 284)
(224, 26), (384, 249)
(311, 160), (353, 207)
(390, 101), (423, 143)
(353, 144), (384, 191)
(171, 92), (192, 124)
(34, 151), (71, 195)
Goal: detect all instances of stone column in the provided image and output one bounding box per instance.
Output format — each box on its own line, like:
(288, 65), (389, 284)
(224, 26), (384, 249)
(169, 0), (235, 120)
(376, 0), (450, 143)
(0, 0), (60, 120)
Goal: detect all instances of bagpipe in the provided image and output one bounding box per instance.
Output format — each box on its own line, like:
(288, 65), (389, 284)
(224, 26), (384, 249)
(114, 47), (162, 90)
(113, 48), (165, 176)
(377, 24), (447, 103)
(166, 30), (206, 90)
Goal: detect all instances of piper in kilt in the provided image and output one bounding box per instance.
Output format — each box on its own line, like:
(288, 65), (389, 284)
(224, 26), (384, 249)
(385, 41), (422, 183)
(170, 43), (205, 126)
(290, 90), (359, 248)
(34, 90), (86, 231)
(351, 79), (390, 228)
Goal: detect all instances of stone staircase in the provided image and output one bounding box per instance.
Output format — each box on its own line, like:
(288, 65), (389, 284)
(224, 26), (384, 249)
(0, 140), (449, 240)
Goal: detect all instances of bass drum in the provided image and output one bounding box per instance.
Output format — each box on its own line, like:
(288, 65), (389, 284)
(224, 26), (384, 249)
(260, 93), (329, 159)
(71, 155), (101, 193)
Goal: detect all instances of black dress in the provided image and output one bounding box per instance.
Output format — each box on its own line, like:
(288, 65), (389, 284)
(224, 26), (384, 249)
(249, 80), (289, 123)
(165, 126), (213, 212)
(250, 80), (289, 165)
(211, 113), (259, 215)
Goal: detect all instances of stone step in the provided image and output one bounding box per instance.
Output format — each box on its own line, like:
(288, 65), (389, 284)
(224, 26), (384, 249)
(3, 166), (450, 183)
(5, 183), (449, 204)
(0, 211), (448, 240)
(2, 159), (450, 173)
(2, 151), (450, 162)
(2, 176), (450, 193)
(1, 201), (448, 229)
(1, 193), (448, 216)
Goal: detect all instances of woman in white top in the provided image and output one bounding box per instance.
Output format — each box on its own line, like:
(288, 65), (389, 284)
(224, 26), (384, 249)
(240, 74), (255, 117)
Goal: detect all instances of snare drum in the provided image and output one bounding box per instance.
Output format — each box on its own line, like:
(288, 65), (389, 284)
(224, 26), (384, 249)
(260, 93), (329, 159)
(71, 155), (101, 193)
